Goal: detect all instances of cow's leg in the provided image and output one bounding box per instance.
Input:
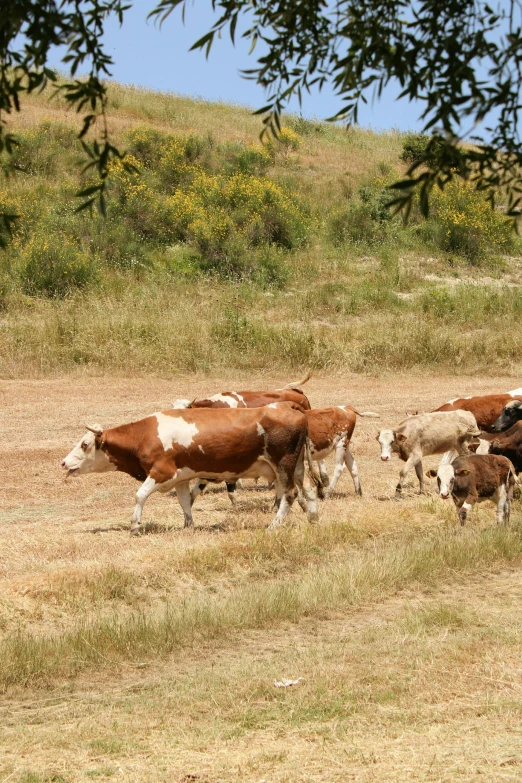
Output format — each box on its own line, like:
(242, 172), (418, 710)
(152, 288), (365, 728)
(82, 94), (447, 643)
(295, 447), (318, 522)
(414, 460), (425, 493)
(226, 482), (238, 508)
(458, 496), (475, 526)
(175, 480), (195, 528)
(130, 476), (158, 535)
(496, 484), (508, 525)
(318, 459), (330, 487)
(325, 441), (345, 498)
(396, 454), (419, 495)
(270, 445), (317, 527)
(190, 479), (208, 506)
(344, 445), (362, 496)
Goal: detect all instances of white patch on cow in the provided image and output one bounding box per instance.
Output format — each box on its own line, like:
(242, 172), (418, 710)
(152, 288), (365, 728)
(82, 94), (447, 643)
(437, 463), (455, 498)
(508, 388), (522, 396)
(446, 396), (472, 404)
(337, 405), (346, 411)
(155, 412), (198, 450)
(267, 402), (279, 408)
(198, 445), (205, 454)
(209, 393), (239, 407)
(257, 423), (266, 437)
(378, 429), (395, 461)
(172, 399), (191, 409)
(476, 439), (490, 455)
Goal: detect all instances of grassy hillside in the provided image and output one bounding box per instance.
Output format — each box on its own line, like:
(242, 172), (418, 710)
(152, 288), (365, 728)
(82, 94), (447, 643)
(1, 80), (521, 377)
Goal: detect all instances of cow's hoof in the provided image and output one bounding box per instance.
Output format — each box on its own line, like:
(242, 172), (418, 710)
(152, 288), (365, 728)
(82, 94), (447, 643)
(130, 526), (141, 537)
(307, 512), (319, 524)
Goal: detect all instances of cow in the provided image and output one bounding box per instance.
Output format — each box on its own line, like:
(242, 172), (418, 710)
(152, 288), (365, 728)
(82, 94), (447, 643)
(469, 422), (522, 474)
(61, 404), (318, 533)
(491, 399), (522, 432)
(191, 405), (380, 506)
(377, 410), (480, 495)
(434, 391), (522, 431)
(172, 373), (312, 412)
(427, 454), (518, 525)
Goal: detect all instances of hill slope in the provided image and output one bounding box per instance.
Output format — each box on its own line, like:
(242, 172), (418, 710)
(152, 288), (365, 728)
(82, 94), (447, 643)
(0, 81), (521, 377)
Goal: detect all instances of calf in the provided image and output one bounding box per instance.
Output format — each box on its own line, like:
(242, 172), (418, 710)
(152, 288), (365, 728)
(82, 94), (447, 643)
(378, 410), (480, 495)
(491, 399), (522, 432)
(434, 392), (522, 431)
(61, 405), (318, 533)
(191, 405), (380, 506)
(427, 454), (518, 525)
(173, 373), (312, 411)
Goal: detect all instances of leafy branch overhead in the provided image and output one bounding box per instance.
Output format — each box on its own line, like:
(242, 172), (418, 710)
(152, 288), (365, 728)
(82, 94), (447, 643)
(2, 0), (522, 225)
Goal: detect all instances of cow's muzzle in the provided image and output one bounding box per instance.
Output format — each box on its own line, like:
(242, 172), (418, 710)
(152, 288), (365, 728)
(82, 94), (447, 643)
(381, 456), (390, 461)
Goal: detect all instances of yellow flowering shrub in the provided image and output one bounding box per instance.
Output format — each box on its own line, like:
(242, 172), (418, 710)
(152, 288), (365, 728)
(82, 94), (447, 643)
(165, 172), (307, 261)
(20, 234), (96, 297)
(430, 180), (514, 261)
(266, 127), (301, 157)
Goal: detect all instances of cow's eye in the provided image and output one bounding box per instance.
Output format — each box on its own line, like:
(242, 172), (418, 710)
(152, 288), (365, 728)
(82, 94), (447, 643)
(81, 441), (88, 451)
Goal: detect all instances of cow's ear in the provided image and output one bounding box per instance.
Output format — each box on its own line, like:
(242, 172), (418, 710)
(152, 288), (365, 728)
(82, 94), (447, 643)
(455, 468), (471, 476)
(426, 469), (438, 478)
(396, 433), (407, 443)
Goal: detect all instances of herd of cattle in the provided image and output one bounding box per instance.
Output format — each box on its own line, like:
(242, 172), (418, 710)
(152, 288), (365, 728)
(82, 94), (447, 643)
(61, 374), (522, 532)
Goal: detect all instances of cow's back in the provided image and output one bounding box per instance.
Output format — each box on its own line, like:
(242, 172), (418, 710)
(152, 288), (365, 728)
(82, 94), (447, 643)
(435, 395), (522, 430)
(397, 410), (478, 454)
(191, 388), (310, 411)
(306, 407), (356, 452)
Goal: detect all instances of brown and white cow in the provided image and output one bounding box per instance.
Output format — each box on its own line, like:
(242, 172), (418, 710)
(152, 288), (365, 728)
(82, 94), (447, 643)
(193, 405), (380, 506)
(434, 390), (522, 431)
(61, 404), (318, 533)
(427, 454), (518, 525)
(377, 410), (480, 495)
(172, 373), (312, 412)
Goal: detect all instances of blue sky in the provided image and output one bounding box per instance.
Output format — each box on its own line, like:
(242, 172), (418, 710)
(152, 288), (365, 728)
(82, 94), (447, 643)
(46, 2), (425, 133)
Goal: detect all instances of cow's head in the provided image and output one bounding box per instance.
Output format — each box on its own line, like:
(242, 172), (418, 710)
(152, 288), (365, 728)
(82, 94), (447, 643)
(491, 400), (522, 432)
(61, 425), (115, 477)
(377, 429), (405, 461)
(426, 464), (470, 499)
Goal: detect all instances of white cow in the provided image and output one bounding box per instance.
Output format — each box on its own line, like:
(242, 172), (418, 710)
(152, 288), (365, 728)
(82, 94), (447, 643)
(377, 410), (481, 495)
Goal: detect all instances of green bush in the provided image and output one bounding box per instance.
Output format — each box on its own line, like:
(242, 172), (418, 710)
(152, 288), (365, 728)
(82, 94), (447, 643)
(400, 133), (446, 167)
(329, 177), (395, 246)
(19, 234), (97, 297)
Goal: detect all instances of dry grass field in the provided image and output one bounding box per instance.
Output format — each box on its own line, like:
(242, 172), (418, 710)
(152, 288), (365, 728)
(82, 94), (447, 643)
(2, 371), (522, 782)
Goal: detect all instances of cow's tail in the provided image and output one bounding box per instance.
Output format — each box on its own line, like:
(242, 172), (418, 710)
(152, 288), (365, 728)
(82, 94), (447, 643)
(508, 463), (521, 486)
(283, 371), (311, 390)
(346, 406), (380, 418)
(305, 438), (324, 499)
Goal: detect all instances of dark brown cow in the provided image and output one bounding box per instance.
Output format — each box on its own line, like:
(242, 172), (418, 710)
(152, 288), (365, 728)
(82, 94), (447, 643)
(470, 422), (522, 475)
(427, 454), (518, 525)
(172, 373), (312, 412)
(61, 404), (318, 532)
(434, 389), (522, 431)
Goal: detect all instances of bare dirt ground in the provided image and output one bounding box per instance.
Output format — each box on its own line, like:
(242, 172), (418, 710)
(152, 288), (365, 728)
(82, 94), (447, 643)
(1, 372), (522, 782)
